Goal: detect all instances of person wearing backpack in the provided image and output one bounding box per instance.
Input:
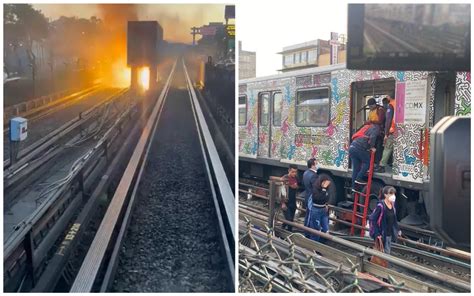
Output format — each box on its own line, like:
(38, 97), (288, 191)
(369, 186), (402, 255)
(349, 123), (380, 191)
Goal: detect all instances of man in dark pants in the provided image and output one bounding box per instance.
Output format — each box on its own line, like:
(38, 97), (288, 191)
(349, 123), (380, 191)
(305, 174), (331, 242)
(281, 164), (299, 231)
(302, 158), (318, 228)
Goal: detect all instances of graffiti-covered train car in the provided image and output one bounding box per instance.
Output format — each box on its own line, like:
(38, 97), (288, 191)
(239, 63), (470, 224)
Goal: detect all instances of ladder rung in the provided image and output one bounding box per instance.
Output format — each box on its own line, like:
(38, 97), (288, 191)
(355, 203), (366, 207)
(351, 190), (368, 197)
(354, 213), (365, 218)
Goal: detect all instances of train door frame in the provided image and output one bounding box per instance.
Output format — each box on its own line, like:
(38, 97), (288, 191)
(257, 92), (271, 158)
(257, 90), (283, 159)
(432, 72), (456, 126)
(270, 92), (283, 159)
(349, 78), (396, 169)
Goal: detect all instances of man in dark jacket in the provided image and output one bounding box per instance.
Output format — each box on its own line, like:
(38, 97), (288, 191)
(302, 158), (318, 223)
(305, 175), (331, 242)
(349, 123), (380, 191)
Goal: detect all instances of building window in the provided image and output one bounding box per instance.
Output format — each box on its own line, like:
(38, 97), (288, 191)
(293, 53), (297, 64)
(239, 95), (247, 126)
(259, 92), (270, 126)
(302, 51), (307, 63)
(273, 92), (283, 126)
(284, 54), (293, 66)
(296, 88), (330, 127)
(308, 49), (317, 63)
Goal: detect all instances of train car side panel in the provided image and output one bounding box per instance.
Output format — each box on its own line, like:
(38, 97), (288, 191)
(455, 71), (471, 116)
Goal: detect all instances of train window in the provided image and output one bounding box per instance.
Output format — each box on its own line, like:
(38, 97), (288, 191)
(259, 93), (270, 126)
(273, 93), (283, 126)
(296, 88), (330, 127)
(239, 95), (247, 126)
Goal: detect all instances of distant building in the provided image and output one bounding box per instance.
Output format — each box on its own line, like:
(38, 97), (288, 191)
(277, 34), (347, 73)
(239, 41), (256, 79)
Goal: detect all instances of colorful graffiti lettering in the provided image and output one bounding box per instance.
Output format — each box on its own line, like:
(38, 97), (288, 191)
(321, 150), (333, 165)
(259, 132), (266, 144)
(334, 145), (346, 167)
(251, 142), (258, 155)
(326, 123), (336, 137)
(311, 145), (318, 158)
(246, 120), (253, 134)
(397, 71), (405, 82)
(331, 77), (340, 103)
(281, 117), (289, 135)
(295, 134), (304, 147)
(287, 144), (296, 160)
(285, 85), (291, 104)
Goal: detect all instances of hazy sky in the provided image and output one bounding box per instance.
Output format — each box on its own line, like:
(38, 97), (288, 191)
(239, 0), (348, 77)
(33, 4), (226, 43)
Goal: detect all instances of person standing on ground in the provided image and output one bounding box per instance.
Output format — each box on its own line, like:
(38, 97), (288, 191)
(369, 186), (401, 254)
(302, 158), (318, 227)
(280, 164), (299, 231)
(376, 94), (396, 173)
(305, 174), (331, 242)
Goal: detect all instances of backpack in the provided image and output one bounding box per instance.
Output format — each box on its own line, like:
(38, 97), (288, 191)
(352, 124), (373, 141)
(368, 203), (384, 239)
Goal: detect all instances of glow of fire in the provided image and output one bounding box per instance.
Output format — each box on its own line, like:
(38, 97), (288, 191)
(138, 67), (150, 90)
(108, 59), (131, 88)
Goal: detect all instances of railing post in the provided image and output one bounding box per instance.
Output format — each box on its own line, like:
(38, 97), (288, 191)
(24, 230), (36, 287)
(268, 179), (276, 230)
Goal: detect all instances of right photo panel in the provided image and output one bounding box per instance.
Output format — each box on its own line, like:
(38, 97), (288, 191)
(238, 1), (471, 293)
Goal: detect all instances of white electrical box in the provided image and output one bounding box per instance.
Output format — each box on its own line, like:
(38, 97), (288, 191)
(10, 117), (28, 141)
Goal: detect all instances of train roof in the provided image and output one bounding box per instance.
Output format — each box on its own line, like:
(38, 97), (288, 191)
(239, 63), (347, 85)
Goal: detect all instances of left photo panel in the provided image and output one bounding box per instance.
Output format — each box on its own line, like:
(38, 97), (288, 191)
(3, 3), (235, 292)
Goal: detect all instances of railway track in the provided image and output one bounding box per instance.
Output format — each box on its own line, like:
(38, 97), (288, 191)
(3, 86), (116, 162)
(69, 58), (234, 292)
(3, 85), (137, 292)
(239, 179), (459, 251)
(238, 179), (471, 292)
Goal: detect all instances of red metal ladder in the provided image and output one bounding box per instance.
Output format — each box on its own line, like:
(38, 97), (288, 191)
(350, 150), (375, 237)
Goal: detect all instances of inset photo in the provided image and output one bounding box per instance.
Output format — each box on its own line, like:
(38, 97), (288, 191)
(238, 1), (470, 293)
(4, 3), (235, 292)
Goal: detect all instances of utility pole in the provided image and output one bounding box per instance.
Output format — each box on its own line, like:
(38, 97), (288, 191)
(190, 27), (200, 46)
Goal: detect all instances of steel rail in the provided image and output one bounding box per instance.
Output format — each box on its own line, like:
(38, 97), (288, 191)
(183, 60), (235, 238)
(184, 60), (235, 285)
(4, 99), (137, 291)
(4, 88), (127, 170)
(4, 100), (136, 259)
(239, 179), (468, 260)
(239, 202), (470, 281)
(98, 63), (175, 292)
(70, 59), (178, 292)
(3, 84), (102, 132)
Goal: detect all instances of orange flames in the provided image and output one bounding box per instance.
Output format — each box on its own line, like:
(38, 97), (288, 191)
(138, 67), (150, 90)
